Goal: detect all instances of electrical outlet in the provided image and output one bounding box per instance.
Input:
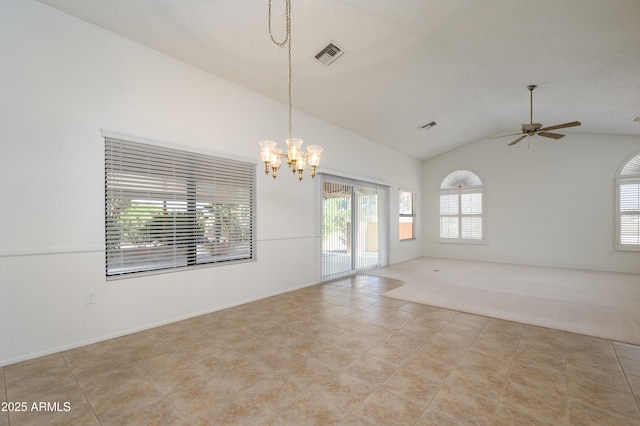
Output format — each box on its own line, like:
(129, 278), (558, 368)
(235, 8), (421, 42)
(85, 291), (96, 305)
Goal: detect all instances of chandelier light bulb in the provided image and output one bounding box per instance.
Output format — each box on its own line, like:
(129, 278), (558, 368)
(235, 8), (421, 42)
(286, 138), (303, 162)
(270, 149), (282, 179)
(306, 145), (323, 167)
(259, 140), (276, 174)
(296, 156), (306, 181)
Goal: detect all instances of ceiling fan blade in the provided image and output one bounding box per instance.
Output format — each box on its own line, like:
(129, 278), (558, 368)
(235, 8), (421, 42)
(540, 121), (581, 132)
(538, 131), (565, 140)
(508, 135), (527, 146)
(489, 132), (523, 139)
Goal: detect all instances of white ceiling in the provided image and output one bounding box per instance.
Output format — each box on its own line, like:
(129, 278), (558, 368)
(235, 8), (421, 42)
(36, 0), (640, 160)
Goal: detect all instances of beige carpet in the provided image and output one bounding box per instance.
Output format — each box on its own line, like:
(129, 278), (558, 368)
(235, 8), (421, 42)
(368, 257), (640, 344)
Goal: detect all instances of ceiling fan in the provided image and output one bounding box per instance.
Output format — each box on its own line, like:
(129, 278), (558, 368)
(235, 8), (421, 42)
(491, 85), (581, 146)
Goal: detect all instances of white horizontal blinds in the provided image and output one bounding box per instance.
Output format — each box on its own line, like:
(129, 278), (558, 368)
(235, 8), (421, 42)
(461, 191), (483, 239)
(619, 181), (640, 245)
(617, 153), (640, 249)
(439, 170), (483, 242)
(105, 137), (255, 277)
(439, 193), (459, 239)
(320, 173), (389, 280)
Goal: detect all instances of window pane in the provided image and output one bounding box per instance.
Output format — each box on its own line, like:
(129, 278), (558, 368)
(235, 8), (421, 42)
(461, 192), (482, 214)
(399, 217), (414, 240)
(399, 190), (414, 214)
(440, 217), (459, 239)
(620, 214), (640, 245)
(440, 194), (458, 215)
(461, 216), (483, 239)
(620, 183), (640, 211)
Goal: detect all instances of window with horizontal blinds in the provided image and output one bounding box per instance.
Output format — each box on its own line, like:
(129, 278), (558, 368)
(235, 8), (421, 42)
(620, 182), (640, 243)
(439, 193), (459, 239)
(617, 153), (640, 250)
(105, 137), (256, 277)
(439, 170), (484, 243)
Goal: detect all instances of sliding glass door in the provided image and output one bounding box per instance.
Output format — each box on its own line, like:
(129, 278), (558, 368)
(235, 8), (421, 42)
(320, 174), (388, 280)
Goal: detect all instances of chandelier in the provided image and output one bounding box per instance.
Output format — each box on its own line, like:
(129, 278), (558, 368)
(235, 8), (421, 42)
(259, 0), (323, 181)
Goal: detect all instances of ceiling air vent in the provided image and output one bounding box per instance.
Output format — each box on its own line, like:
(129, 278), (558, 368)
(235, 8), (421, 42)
(419, 121), (439, 130)
(315, 42), (344, 66)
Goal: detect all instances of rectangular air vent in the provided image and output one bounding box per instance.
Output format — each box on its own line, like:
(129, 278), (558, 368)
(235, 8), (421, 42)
(419, 121), (439, 130)
(315, 42), (344, 66)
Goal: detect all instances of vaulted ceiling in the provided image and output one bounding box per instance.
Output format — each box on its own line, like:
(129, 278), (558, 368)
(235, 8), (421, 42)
(36, 0), (640, 160)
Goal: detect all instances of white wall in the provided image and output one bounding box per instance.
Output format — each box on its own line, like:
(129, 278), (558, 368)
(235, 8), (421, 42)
(422, 133), (640, 273)
(0, 1), (422, 365)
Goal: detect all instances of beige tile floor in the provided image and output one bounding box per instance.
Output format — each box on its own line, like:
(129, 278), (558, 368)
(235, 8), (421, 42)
(2, 275), (640, 425)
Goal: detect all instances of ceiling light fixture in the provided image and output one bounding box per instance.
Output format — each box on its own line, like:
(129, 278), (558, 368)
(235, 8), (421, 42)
(259, 0), (323, 181)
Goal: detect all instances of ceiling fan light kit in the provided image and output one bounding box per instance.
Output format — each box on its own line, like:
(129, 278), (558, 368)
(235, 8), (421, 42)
(491, 84), (581, 146)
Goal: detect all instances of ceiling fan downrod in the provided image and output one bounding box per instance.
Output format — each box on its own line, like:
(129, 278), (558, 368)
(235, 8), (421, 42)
(528, 84), (536, 126)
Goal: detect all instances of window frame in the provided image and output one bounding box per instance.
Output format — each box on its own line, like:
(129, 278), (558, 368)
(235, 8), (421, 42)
(439, 170), (484, 244)
(104, 136), (256, 279)
(615, 152), (640, 251)
(399, 189), (416, 241)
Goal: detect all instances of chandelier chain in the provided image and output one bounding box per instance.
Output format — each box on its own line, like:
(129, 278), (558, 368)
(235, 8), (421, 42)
(268, 0), (293, 139)
(260, 0), (322, 182)
(267, 0), (290, 47)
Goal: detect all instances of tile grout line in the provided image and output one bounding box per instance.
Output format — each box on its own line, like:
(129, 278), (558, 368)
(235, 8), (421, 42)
(408, 307), (463, 425)
(564, 329), (569, 425)
(612, 341), (640, 414)
(377, 307), (441, 424)
(125, 348), (193, 424)
(325, 289), (409, 423)
(2, 366), (9, 426)
(339, 301), (444, 425)
(430, 311), (486, 426)
(487, 322), (525, 425)
(60, 351), (103, 426)
(311, 284), (437, 423)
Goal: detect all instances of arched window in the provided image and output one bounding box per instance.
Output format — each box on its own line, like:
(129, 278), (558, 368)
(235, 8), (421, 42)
(616, 152), (640, 250)
(439, 170), (484, 243)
